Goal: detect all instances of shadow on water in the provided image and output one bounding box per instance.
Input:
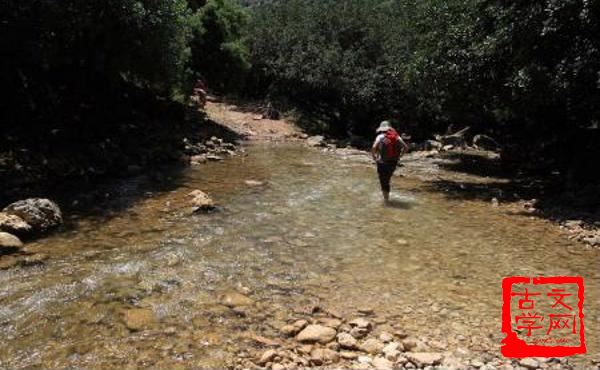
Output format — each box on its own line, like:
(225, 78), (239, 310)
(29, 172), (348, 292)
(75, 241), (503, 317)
(420, 151), (600, 225)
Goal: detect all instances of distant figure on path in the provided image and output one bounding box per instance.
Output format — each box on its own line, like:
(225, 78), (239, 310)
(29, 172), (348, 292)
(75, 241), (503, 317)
(371, 121), (409, 202)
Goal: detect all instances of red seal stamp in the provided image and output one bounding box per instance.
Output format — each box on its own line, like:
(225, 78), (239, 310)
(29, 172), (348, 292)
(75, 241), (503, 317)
(501, 276), (585, 357)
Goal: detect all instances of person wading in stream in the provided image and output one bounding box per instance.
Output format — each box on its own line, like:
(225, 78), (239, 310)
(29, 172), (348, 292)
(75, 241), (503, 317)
(371, 121), (409, 202)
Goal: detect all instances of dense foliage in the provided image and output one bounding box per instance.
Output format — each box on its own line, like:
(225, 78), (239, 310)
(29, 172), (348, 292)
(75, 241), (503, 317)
(246, 0), (600, 177)
(0, 0), (249, 197)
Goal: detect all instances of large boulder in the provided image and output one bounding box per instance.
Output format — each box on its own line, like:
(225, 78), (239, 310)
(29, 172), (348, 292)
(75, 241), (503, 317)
(0, 232), (23, 249)
(189, 190), (216, 213)
(3, 198), (62, 232)
(0, 212), (32, 235)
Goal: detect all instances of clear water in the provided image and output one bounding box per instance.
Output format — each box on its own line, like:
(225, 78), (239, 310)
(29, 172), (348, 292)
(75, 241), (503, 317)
(0, 143), (598, 369)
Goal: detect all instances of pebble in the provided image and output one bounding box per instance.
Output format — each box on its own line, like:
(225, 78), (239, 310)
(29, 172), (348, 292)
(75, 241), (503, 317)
(337, 332), (359, 349)
(372, 356), (393, 370)
(220, 291), (254, 307)
(405, 352), (443, 367)
(379, 332), (394, 343)
(519, 358), (540, 369)
(257, 349), (277, 365)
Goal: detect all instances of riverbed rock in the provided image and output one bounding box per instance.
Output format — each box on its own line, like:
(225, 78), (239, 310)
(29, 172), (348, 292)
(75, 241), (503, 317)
(372, 356), (394, 370)
(0, 232), (23, 249)
(401, 337), (428, 352)
(424, 140), (443, 151)
(0, 213), (32, 235)
(473, 134), (500, 151)
(382, 342), (402, 360)
(349, 317), (371, 329)
(318, 317), (342, 329)
(296, 324), (337, 344)
(306, 135), (326, 147)
(337, 332), (359, 349)
(310, 348), (339, 365)
(123, 308), (156, 331)
(257, 349), (277, 365)
(519, 358), (540, 369)
(189, 190), (216, 212)
(3, 198), (62, 232)
(220, 291), (254, 307)
(360, 338), (384, 354)
(405, 352), (443, 367)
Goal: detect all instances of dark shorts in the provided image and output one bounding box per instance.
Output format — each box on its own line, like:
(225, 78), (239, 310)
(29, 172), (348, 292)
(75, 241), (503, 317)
(377, 160), (398, 193)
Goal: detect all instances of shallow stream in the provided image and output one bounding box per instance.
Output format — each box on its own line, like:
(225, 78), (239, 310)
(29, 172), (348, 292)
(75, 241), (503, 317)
(0, 143), (598, 369)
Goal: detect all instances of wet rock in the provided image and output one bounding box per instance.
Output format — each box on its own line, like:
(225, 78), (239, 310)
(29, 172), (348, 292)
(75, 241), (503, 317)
(310, 348), (339, 365)
(123, 308), (155, 331)
(306, 135), (326, 147)
(0, 212), (32, 235)
(360, 338), (384, 355)
(296, 324), (337, 344)
(337, 332), (359, 349)
(405, 352), (443, 367)
(220, 291), (254, 307)
(0, 232), (23, 249)
(189, 190), (216, 212)
(372, 356), (394, 370)
(3, 198), (62, 232)
(519, 358), (540, 370)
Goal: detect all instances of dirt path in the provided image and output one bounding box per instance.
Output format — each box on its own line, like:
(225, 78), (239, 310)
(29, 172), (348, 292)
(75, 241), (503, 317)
(205, 97), (302, 140)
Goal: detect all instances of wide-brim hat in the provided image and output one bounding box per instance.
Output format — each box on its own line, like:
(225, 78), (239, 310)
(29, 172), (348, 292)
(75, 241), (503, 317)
(376, 120), (393, 133)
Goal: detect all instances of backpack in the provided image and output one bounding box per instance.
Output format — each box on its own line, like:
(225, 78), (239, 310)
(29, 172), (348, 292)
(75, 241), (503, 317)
(380, 129), (402, 161)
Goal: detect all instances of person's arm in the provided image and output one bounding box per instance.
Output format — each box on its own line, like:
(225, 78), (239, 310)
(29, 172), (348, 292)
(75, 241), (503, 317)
(372, 135), (382, 160)
(398, 136), (409, 155)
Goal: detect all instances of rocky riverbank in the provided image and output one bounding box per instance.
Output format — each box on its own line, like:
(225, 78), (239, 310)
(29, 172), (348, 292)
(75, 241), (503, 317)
(0, 198), (63, 269)
(233, 305), (584, 370)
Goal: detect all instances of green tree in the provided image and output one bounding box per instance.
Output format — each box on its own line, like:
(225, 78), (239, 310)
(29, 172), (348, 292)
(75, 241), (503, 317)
(189, 0), (250, 92)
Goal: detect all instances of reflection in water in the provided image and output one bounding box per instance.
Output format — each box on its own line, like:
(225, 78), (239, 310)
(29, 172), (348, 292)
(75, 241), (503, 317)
(0, 143), (598, 369)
